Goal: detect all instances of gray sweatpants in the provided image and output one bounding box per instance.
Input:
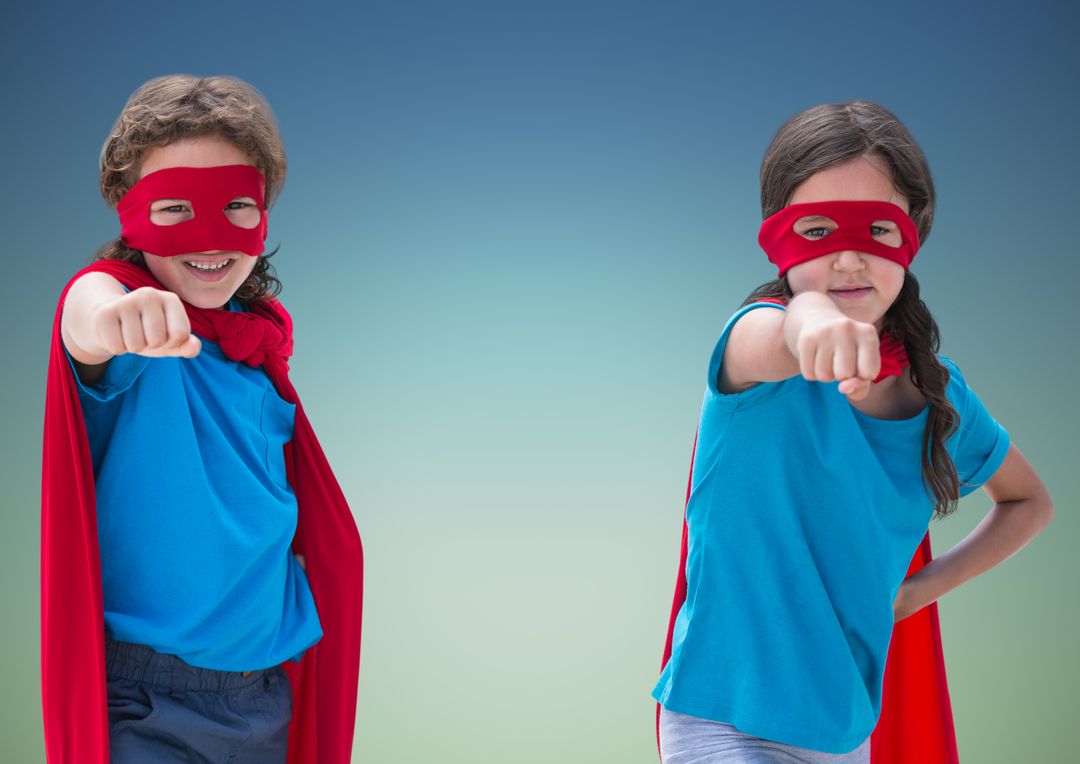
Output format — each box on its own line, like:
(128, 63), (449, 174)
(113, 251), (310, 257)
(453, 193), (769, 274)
(659, 707), (871, 764)
(105, 635), (293, 764)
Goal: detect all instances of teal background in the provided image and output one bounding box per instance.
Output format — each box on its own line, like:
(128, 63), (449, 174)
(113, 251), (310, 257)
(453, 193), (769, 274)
(3, 1), (1078, 761)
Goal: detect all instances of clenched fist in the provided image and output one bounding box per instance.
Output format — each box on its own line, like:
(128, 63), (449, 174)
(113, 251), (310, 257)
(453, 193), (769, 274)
(89, 287), (202, 359)
(782, 292), (882, 402)
(62, 273), (201, 375)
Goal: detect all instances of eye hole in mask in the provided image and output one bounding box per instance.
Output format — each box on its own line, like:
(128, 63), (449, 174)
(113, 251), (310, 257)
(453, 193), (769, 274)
(147, 196), (262, 229)
(793, 215), (904, 248)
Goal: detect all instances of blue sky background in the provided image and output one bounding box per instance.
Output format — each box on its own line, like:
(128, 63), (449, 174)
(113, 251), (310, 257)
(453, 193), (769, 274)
(2, 1), (1078, 761)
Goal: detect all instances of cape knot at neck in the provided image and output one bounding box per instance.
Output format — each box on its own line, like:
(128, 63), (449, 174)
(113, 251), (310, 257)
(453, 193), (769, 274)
(212, 311), (289, 368)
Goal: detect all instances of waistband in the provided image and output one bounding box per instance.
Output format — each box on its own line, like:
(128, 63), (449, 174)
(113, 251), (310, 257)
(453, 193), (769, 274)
(104, 635), (280, 693)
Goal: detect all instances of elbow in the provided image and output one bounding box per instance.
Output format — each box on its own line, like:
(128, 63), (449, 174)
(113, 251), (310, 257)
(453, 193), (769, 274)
(1028, 485), (1054, 535)
(1039, 495), (1054, 533)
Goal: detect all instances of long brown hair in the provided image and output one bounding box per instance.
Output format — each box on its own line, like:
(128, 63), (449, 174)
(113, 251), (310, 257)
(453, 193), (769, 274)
(748, 100), (961, 519)
(94, 74), (287, 303)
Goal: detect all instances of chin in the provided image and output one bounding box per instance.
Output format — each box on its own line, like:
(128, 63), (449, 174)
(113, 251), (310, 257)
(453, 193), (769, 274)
(160, 275), (244, 309)
(835, 303), (881, 324)
(184, 290), (237, 310)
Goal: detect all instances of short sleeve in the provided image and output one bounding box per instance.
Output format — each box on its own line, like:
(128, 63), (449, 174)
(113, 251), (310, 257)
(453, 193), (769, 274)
(942, 357), (1011, 496)
(65, 347), (150, 403)
(706, 301), (794, 407)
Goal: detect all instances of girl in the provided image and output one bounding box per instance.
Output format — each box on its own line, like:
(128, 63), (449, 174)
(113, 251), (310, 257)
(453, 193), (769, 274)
(652, 100), (1053, 763)
(41, 75), (363, 763)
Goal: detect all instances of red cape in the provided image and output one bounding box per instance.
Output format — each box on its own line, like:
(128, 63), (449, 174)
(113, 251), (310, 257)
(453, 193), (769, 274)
(41, 261), (364, 763)
(657, 432), (959, 763)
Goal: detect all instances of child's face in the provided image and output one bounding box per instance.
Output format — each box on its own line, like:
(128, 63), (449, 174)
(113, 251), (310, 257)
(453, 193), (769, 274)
(784, 154), (909, 329)
(136, 135), (261, 309)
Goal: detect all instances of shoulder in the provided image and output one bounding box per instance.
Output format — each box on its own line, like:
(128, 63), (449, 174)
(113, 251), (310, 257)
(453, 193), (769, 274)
(707, 301), (796, 401)
(936, 354), (971, 398)
(937, 354), (962, 377)
(62, 270), (124, 304)
(718, 300), (787, 363)
(936, 354), (1002, 432)
(720, 301), (787, 344)
(934, 354), (1011, 491)
(935, 355), (970, 410)
(712, 300), (787, 358)
(63, 260), (154, 300)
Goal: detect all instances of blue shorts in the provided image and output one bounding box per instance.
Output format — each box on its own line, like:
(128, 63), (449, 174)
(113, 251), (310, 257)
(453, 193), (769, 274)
(659, 707), (871, 764)
(105, 635), (293, 764)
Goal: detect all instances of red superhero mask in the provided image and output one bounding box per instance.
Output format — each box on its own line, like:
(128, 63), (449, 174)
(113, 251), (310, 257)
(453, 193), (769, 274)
(758, 200), (920, 277)
(117, 164), (268, 258)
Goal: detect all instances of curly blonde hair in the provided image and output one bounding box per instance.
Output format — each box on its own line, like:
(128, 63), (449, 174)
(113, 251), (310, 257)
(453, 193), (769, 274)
(95, 74), (287, 303)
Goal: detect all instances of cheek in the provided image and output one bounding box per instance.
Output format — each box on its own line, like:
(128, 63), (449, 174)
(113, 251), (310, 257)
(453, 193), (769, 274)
(878, 263), (907, 300)
(786, 270), (807, 293)
(785, 261), (824, 294)
(234, 256), (259, 281)
(142, 253), (176, 284)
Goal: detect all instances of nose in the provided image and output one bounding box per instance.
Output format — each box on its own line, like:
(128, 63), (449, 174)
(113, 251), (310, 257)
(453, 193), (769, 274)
(832, 250), (866, 271)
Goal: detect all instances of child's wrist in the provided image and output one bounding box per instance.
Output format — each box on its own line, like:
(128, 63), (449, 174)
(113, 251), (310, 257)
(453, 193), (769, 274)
(898, 568), (941, 619)
(785, 292), (838, 356)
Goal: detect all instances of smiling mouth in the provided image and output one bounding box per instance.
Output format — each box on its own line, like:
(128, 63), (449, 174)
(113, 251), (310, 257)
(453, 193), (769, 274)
(183, 256), (235, 281)
(185, 258), (232, 271)
(829, 285), (873, 299)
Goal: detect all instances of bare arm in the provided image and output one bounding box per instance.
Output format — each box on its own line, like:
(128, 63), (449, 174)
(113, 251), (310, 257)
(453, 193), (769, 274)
(61, 273), (127, 384)
(893, 444), (1054, 621)
(718, 304), (798, 394)
(719, 291), (880, 400)
(60, 273), (201, 386)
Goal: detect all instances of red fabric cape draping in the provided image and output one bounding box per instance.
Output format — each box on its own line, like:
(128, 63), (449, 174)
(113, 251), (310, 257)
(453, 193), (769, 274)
(656, 436), (960, 762)
(41, 260), (363, 763)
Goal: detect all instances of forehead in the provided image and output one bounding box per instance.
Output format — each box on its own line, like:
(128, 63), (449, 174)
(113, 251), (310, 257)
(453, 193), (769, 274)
(788, 155), (910, 214)
(139, 135), (256, 179)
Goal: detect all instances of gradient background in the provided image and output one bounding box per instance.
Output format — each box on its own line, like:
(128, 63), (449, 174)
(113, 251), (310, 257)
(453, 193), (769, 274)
(2, 1), (1077, 761)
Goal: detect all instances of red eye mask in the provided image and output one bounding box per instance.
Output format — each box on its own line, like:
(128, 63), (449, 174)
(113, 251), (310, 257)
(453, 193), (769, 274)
(117, 164), (268, 258)
(758, 200), (920, 277)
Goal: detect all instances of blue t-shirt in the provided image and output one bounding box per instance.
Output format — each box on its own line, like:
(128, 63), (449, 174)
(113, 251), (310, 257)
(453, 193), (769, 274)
(69, 300), (323, 671)
(651, 302), (1011, 754)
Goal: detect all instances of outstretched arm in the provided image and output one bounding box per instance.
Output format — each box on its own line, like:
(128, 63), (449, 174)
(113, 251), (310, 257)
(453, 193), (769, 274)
(893, 444), (1053, 621)
(61, 272), (201, 386)
(720, 291), (881, 400)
